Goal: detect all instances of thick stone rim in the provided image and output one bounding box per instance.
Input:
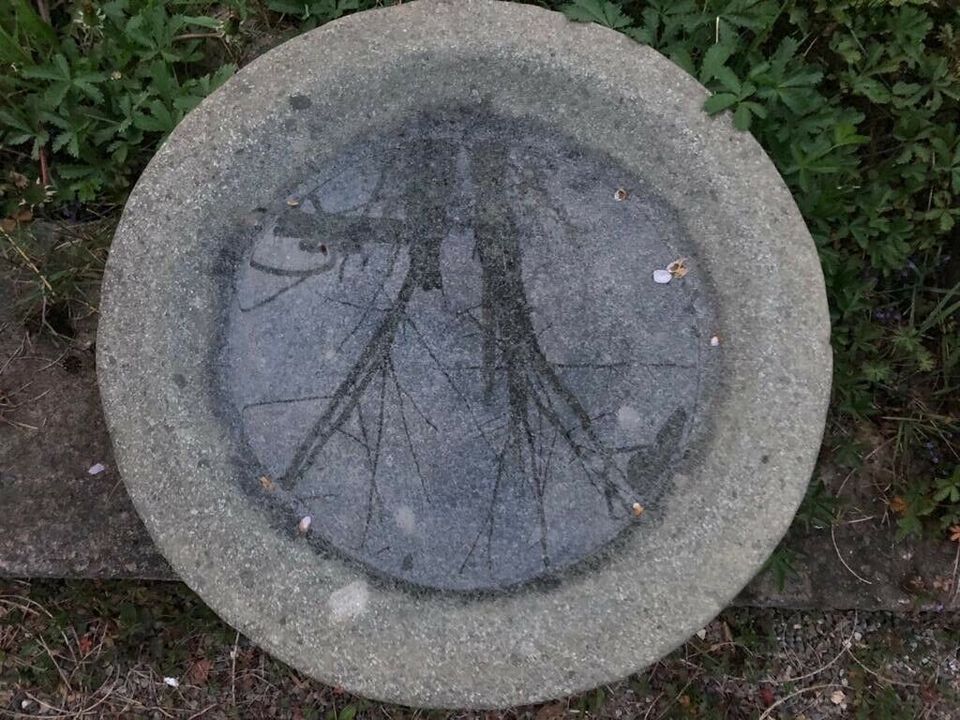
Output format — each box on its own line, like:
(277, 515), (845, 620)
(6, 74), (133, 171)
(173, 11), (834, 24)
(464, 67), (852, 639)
(98, 0), (831, 709)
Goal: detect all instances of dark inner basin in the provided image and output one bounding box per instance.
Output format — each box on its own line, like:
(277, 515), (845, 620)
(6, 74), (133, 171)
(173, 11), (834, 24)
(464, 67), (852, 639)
(222, 107), (713, 591)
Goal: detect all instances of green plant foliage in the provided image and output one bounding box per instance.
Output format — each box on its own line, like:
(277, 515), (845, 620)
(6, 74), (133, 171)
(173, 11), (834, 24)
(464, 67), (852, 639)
(266, 0), (395, 27)
(795, 479), (840, 531)
(560, 0), (632, 29)
(761, 543), (798, 592)
(0, 1), (236, 205)
(563, 0), (960, 538)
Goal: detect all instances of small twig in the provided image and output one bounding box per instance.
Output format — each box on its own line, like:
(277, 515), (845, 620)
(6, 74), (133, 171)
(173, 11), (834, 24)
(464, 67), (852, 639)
(36, 634), (72, 695)
(235, 668), (278, 692)
(0, 332), (28, 376)
(766, 618), (857, 688)
(35, 0), (50, 24)
(0, 594), (54, 619)
(863, 438), (894, 463)
(108, 697), (174, 719)
(174, 32), (221, 41)
(39, 146), (50, 187)
(678, 657), (747, 682)
(8, 673), (116, 720)
(950, 541), (960, 604)
(687, 639), (758, 660)
(0, 415), (39, 431)
(847, 648), (922, 688)
(231, 630), (240, 707)
(766, 644), (846, 686)
(654, 677), (695, 720)
(801, 35), (819, 58)
(836, 467), (857, 495)
(5, 379), (36, 397)
(76, 674), (120, 717)
(2, 232), (54, 294)
(831, 524), (873, 585)
(1, 693), (68, 719)
(59, 629), (78, 667)
(640, 692), (663, 720)
(187, 704), (219, 720)
(24, 388), (52, 404)
(836, 438), (893, 495)
(758, 683), (841, 720)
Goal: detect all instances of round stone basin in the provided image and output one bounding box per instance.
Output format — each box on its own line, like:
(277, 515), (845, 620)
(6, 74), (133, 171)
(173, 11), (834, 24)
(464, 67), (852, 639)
(98, 0), (831, 709)
(228, 110), (710, 591)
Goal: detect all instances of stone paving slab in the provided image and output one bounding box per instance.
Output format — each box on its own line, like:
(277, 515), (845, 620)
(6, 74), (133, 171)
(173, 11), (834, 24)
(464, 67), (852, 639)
(2, 289), (956, 610)
(0, 290), (171, 580)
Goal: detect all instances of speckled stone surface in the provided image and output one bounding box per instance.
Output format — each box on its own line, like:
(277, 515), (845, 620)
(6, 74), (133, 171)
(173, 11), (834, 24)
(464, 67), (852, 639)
(225, 109), (712, 591)
(97, 0), (831, 709)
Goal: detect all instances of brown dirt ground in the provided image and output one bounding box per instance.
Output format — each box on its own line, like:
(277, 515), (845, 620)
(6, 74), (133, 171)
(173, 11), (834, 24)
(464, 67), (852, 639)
(1, 579), (959, 720)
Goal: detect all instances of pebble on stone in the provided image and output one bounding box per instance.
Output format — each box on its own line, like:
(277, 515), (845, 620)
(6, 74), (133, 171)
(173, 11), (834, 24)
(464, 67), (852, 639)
(653, 269), (673, 284)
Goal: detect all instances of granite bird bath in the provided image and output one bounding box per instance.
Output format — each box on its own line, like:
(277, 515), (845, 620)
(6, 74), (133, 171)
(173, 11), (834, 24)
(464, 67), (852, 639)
(97, 0), (831, 708)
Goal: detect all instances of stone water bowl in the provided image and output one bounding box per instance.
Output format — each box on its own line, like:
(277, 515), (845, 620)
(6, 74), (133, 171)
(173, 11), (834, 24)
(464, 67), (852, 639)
(98, 0), (831, 708)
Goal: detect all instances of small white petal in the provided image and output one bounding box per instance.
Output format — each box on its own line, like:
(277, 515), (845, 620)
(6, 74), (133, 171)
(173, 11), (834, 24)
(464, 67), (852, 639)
(710, 336), (720, 347)
(652, 269), (672, 284)
(87, 463), (106, 475)
(163, 677), (179, 688)
(298, 515), (312, 533)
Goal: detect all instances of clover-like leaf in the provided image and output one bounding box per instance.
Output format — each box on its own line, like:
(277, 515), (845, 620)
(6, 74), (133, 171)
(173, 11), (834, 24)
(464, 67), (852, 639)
(561, 0), (632, 30)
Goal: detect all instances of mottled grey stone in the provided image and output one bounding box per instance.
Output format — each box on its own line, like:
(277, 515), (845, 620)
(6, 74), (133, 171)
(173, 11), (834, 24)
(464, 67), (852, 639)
(0, 273), (171, 581)
(97, 0), (831, 709)
(225, 110), (710, 591)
